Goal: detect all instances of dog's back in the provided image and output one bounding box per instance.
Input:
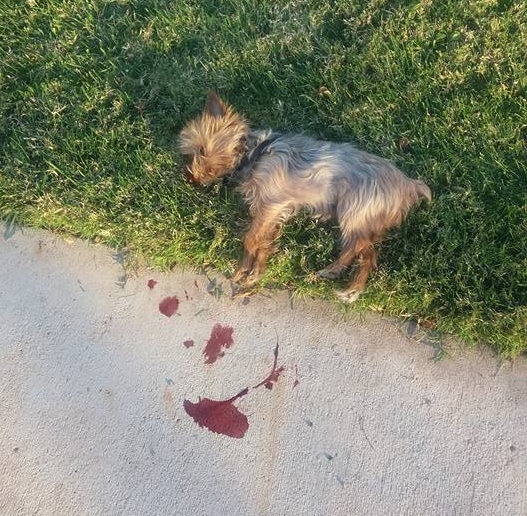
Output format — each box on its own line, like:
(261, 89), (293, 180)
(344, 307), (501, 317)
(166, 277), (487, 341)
(240, 133), (431, 241)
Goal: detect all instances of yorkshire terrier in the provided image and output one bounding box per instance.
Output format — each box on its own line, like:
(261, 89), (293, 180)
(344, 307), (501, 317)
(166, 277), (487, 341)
(179, 92), (431, 302)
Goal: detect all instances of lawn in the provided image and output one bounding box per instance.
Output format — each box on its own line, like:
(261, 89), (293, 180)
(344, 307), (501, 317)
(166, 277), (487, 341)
(1, 0), (526, 355)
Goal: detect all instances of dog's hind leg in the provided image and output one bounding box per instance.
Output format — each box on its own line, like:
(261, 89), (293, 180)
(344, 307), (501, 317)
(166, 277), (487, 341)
(337, 244), (378, 303)
(315, 246), (358, 280)
(316, 219), (373, 280)
(317, 231), (374, 280)
(317, 226), (379, 302)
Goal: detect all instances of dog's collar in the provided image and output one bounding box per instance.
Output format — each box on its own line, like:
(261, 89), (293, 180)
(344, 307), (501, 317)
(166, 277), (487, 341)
(230, 133), (282, 183)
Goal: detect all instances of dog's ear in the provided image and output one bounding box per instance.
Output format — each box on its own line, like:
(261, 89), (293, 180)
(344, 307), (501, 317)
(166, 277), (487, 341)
(205, 91), (228, 118)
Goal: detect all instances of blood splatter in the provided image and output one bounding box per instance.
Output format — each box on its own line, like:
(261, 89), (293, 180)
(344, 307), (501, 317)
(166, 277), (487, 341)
(184, 335), (285, 438)
(159, 296), (179, 317)
(183, 388), (249, 438)
(253, 339), (285, 390)
(203, 324), (234, 364)
(183, 339), (194, 348)
(147, 279), (157, 289)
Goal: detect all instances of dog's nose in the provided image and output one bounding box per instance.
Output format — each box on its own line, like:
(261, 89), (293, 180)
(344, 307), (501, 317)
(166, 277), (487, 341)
(185, 166), (198, 184)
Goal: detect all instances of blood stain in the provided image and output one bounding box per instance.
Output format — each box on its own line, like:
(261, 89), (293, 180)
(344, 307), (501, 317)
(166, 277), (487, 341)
(253, 339), (285, 390)
(183, 388), (249, 438)
(147, 279), (158, 289)
(159, 296), (179, 317)
(185, 336), (286, 437)
(183, 339), (194, 348)
(203, 324), (234, 364)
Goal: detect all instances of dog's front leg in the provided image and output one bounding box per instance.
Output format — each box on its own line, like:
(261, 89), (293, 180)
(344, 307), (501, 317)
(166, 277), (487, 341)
(231, 212), (282, 286)
(231, 244), (257, 285)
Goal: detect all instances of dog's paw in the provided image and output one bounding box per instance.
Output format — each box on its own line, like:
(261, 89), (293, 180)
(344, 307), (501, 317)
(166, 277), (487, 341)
(231, 283), (256, 299)
(231, 267), (262, 288)
(315, 267), (342, 280)
(240, 271), (262, 288)
(336, 289), (361, 303)
(231, 268), (249, 284)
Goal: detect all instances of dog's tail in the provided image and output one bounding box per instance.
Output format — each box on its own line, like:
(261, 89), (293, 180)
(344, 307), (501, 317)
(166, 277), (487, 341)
(413, 180), (432, 203)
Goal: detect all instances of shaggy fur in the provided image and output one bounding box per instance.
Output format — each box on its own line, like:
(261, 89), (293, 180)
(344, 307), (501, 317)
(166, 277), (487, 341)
(179, 93), (431, 302)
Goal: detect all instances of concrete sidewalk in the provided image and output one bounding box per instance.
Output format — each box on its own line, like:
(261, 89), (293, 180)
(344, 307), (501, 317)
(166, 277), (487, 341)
(1, 225), (526, 516)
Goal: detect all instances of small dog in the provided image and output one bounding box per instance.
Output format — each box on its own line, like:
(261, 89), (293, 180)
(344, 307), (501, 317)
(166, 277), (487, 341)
(179, 92), (431, 302)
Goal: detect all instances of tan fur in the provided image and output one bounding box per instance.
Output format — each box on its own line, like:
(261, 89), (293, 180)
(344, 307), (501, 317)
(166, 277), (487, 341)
(179, 93), (249, 183)
(179, 93), (431, 302)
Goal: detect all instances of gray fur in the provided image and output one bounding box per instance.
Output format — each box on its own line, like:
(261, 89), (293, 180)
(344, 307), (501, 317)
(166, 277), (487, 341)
(239, 130), (431, 245)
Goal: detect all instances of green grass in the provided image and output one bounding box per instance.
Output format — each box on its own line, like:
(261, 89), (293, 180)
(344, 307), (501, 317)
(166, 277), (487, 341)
(1, 0), (526, 355)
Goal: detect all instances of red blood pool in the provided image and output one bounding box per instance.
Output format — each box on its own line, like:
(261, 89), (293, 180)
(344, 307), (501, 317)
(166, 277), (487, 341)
(185, 339), (285, 437)
(147, 279), (157, 289)
(159, 296), (179, 317)
(203, 324), (234, 364)
(253, 340), (285, 390)
(183, 388), (249, 438)
(183, 339), (194, 348)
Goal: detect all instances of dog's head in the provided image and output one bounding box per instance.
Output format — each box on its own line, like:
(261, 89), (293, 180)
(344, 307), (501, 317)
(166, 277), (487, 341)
(179, 92), (249, 184)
